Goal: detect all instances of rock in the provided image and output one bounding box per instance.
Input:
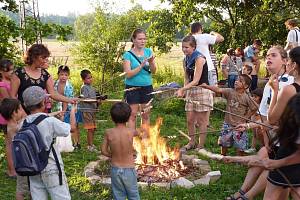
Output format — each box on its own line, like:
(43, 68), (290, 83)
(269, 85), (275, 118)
(84, 160), (100, 177)
(99, 177), (111, 185)
(88, 175), (101, 185)
(170, 177), (195, 189)
(152, 182), (171, 189)
(207, 171), (221, 183)
(181, 154), (198, 165)
(84, 169), (97, 177)
(98, 155), (110, 161)
(193, 176), (210, 185)
(138, 182), (149, 189)
(192, 159), (209, 166)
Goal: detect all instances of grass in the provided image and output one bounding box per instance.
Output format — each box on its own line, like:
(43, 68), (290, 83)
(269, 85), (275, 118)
(0, 40), (268, 199)
(0, 99), (263, 200)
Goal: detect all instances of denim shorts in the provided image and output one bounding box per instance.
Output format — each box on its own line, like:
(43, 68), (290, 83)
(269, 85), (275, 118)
(29, 170), (71, 200)
(124, 85), (153, 105)
(111, 166), (140, 200)
(220, 122), (248, 151)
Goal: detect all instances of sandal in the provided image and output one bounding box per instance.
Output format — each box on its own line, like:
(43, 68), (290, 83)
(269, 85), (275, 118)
(225, 189), (246, 200)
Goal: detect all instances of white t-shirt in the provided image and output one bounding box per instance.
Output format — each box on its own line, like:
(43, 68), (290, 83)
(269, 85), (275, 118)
(192, 33), (217, 71)
(287, 28), (300, 47)
(25, 113), (71, 172)
(259, 74), (294, 116)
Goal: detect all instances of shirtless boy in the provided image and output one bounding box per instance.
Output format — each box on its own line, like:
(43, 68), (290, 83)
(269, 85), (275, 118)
(101, 102), (140, 200)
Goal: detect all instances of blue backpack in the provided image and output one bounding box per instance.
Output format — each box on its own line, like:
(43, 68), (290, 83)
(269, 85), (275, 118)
(12, 114), (62, 184)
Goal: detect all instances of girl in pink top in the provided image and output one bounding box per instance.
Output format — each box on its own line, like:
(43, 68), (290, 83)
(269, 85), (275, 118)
(0, 59), (13, 126)
(0, 59), (15, 177)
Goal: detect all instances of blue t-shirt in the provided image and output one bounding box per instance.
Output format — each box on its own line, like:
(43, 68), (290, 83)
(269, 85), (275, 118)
(244, 45), (255, 61)
(123, 48), (153, 86)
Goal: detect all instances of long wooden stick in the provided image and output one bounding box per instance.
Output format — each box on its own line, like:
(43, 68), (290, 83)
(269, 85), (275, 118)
(184, 99), (274, 129)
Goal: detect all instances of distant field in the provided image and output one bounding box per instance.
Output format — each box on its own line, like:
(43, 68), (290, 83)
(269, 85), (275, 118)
(42, 39), (267, 79)
(42, 40), (184, 74)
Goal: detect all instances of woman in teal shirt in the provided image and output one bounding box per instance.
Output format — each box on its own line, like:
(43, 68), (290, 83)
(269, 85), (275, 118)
(123, 28), (156, 128)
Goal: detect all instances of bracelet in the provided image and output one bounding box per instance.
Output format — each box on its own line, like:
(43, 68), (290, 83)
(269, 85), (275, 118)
(246, 123), (250, 129)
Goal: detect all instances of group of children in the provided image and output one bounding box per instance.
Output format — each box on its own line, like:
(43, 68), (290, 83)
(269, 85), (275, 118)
(0, 40), (142, 200)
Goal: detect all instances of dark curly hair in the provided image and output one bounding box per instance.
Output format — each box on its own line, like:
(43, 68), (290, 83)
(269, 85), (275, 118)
(23, 44), (50, 65)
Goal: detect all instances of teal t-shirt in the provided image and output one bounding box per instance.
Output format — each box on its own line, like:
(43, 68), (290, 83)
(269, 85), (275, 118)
(123, 48), (153, 86)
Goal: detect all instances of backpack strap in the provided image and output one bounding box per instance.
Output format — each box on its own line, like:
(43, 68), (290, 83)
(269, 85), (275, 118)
(295, 29), (298, 42)
(51, 142), (63, 185)
(32, 114), (48, 125)
(127, 51), (151, 74)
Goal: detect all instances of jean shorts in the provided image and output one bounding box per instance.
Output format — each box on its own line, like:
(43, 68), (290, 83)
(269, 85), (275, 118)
(220, 122), (248, 151)
(111, 166), (140, 200)
(124, 85), (153, 105)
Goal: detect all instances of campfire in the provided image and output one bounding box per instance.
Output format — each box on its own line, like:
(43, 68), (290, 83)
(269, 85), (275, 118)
(133, 118), (192, 183)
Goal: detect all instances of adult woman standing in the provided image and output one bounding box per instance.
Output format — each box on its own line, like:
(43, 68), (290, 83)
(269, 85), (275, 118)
(10, 44), (74, 109)
(176, 35), (213, 150)
(123, 28), (156, 129)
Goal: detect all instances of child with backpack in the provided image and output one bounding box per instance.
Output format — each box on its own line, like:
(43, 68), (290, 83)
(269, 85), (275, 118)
(19, 86), (76, 200)
(0, 98), (28, 200)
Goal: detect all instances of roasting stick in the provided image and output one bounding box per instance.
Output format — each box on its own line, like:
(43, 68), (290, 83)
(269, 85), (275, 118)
(183, 99), (274, 129)
(170, 127), (237, 140)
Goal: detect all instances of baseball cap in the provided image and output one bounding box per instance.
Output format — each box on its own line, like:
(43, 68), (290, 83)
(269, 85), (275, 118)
(22, 86), (50, 107)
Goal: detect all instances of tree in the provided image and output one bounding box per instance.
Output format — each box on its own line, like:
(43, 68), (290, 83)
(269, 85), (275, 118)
(0, 0), (72, 60)
(164, 0), (300, 52)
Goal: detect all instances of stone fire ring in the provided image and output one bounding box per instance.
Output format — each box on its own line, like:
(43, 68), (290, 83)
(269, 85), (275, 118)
(84, 154), (221, 189)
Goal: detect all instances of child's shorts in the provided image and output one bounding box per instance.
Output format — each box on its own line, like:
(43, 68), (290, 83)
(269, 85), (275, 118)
(111, 166), (140, 200)
(185, 87), (213, 112)
(219, 122), (248, 151)
(82, 112), (96, 130)
(64, 110), (83, 124)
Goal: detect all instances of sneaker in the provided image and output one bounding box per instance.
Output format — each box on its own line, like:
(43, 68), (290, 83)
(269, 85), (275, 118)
(87, 145), (99, 153)
(244, 148), (256, 154)
(73, 143), (81, 150)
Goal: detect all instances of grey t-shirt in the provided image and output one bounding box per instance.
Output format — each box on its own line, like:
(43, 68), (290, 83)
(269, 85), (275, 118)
(80, 84), (97, 112)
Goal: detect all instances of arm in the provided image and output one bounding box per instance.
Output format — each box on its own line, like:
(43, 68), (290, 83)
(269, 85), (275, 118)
(101, 131), (111, 157)
(200, 83), (223, 94)
(284, 42), (293, 51)
(263, 145), (300, 169)
(0, 87), (10, 99)
(176, 56), (206, 97)
(9, 73), (20, 98)
(46, 76), (74, 103)
(69, 103), (76, 132)
(123, 59), (148, 78)
(148, 54), (157, 74)
(210, 31), (224, 43)
(268, 84), (295, 124)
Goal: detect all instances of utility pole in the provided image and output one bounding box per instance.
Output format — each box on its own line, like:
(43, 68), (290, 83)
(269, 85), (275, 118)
(19, 0), (42, 53)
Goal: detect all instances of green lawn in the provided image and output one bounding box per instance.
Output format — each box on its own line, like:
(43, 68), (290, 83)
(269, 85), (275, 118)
(0, 98), (265, 200)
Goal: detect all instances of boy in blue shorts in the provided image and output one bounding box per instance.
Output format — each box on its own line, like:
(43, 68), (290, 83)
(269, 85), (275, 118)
(201, 74), (258, 155)
(101, 102), (140, 200)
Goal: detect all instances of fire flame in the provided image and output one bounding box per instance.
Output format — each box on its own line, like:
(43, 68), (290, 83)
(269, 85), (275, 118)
(133, 118), (180, 165)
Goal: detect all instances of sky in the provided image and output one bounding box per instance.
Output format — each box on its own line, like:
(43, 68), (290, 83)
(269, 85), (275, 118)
(38, 0), (170, 16)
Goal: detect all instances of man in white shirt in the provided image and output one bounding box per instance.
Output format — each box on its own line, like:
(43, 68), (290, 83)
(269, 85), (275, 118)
(191, 22), (224, 86)
(284, 19), (300, 53)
